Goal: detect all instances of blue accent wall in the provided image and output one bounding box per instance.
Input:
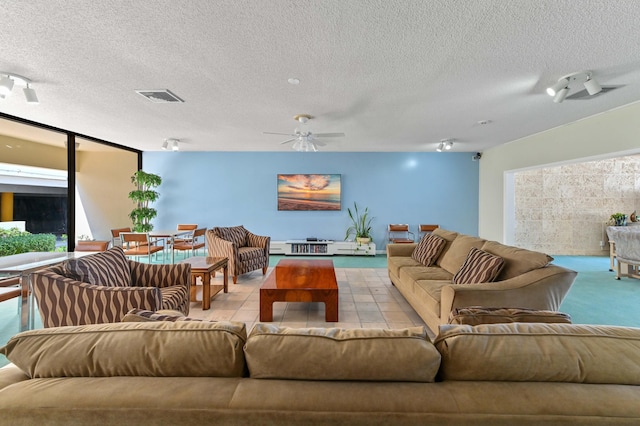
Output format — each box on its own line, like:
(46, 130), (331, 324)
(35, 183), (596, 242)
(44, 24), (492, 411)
(143, 152), (479, 249)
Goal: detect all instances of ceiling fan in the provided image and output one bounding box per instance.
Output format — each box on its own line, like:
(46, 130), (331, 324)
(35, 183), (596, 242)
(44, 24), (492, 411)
(264, 114), (345, 151)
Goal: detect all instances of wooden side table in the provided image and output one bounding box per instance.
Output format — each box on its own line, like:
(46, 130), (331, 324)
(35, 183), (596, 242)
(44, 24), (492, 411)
(179, 256), (228, 310)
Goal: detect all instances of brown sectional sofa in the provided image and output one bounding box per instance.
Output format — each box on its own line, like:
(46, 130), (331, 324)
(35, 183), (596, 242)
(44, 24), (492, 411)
(1, 320), (640, 425)
(387, 228), (578, 333)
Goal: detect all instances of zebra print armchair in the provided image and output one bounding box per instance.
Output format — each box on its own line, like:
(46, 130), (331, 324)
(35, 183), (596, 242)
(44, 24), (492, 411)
(31, 247), (190, 328)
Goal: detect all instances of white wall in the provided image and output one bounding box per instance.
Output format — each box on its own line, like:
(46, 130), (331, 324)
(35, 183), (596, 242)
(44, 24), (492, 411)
(479, 101), (640, 243)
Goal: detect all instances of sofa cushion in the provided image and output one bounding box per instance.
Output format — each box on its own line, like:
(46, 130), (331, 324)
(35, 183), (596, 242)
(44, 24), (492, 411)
(399, 266), (453, 283)
(438, 235), (486, 274)
(435, 323), (640, 385)
(411, 234), (446, 266)
(245, 324), (440, 382)
(448, 307), (572, 325)
(387, 256), (422, 278)
(413, 280), (451, 315)
(432, 228), (458, 266)
(0, 321), (247, 378)
(215, 225), (247, 247)
(452, 247), (505, 284)
(63, 247), (131, 287)
(481, 240), (554, 280)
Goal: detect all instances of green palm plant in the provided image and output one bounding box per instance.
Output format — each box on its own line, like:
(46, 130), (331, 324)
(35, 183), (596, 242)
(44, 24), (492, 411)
(128, 170), (162, 232)
(345, 202), (374, 241)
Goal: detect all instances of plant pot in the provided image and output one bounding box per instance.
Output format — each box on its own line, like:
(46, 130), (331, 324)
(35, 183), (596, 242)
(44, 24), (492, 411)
(615, 218), (627, 226)
(356, 237), (371, 244)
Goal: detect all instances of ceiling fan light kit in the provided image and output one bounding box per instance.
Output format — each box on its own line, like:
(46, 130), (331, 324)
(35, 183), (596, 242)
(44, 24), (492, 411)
(546, 71), (602, 103)
(264, 114), (345, 152)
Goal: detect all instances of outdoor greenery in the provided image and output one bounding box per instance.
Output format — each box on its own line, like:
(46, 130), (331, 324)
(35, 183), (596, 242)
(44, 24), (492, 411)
(128, 170), (162, 232)
(0, 228), (57, 256)
(345, 202), (374, 241)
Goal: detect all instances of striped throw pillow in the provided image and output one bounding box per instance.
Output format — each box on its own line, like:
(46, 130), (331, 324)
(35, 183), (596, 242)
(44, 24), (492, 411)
(411, 234), (446, 266)
(452, 247), (505, 284)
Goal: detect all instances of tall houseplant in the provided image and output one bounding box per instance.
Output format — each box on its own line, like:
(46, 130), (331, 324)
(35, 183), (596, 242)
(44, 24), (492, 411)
(345, 202), (374, 243)
(128, 170), (162, 232)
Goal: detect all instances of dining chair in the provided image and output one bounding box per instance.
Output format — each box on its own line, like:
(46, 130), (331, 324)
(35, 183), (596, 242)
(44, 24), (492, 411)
(75, 240), (110, 252)
(173, 224), (198, 244)
(120, 232), (165, 263)
(0, 275), (22, 313)
(388, 224), (415, 243)
(172, 227), (207, 259)
(110, 227), (132, 249)
(417, 224), (439, 240)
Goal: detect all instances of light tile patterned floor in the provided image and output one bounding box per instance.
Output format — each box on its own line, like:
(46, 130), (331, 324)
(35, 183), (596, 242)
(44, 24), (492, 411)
(186, 266), (432, 338)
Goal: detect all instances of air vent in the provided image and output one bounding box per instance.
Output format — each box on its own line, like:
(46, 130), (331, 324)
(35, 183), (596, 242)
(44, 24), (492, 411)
(566, 86), (621, 100)
(135, 89), (184, 103)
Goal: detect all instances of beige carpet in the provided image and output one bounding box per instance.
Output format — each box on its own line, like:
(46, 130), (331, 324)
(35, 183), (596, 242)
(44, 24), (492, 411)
(187, 266), (431, 338)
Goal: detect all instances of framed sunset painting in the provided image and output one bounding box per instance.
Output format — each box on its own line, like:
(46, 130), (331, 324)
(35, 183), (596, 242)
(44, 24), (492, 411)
(277, 174), (341, 211)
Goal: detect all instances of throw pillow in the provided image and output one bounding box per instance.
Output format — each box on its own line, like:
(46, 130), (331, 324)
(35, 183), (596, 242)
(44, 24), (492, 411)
(123, 308), (203, 322)
(411, 234), (446, 266)
(452, 247), (505, 284)
(63, 246), (131, 287)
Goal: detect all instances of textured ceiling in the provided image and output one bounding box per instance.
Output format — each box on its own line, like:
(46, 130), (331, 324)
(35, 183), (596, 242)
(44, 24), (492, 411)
(1, 0), (640, 153)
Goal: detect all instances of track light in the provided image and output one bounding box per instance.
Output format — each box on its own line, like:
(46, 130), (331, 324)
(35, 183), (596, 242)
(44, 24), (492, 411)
(436, 139), (454, 152)
(161, 140), (169, 150)
(0, 72), (38, 103)
(584, 76), (602, 95)
(546, 71), (602, 103)
(546, 78), (569, 97)
(172, 139), (179, 151)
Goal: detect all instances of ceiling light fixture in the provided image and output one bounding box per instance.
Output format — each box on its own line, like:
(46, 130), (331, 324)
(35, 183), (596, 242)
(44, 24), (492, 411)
(0, 72), (39, 103)
(161, 140), (169, 150)
(437, 138), (454, 152)
(171, 139), (179, 151)
(546, 71), (602, 103)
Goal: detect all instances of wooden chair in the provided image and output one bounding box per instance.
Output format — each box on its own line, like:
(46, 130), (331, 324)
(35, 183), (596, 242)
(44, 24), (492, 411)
(75, 240), (110, 252)
(388, 224), (415, 243)
(174, 224), (198, 244)
(120, 232), (165, 263)
(418, 224), (439, 240)
(173, 227), (207, 258)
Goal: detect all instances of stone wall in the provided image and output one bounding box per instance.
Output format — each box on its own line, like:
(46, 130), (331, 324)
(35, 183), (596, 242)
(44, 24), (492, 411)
(514, 155), (640, 255)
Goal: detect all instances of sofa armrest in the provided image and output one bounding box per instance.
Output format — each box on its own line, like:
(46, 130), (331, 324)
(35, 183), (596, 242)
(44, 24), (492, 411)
(129, 261), (191, 289)
(31, 271), (163, 327)
(247, 231), (270, 257)
(440, 265), (577, 322)
(206, 230), (239, 274)
(387, 243), (417, 257)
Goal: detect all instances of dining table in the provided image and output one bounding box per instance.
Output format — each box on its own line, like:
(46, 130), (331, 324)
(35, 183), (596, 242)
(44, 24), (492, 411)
(0, 251), (96, 332)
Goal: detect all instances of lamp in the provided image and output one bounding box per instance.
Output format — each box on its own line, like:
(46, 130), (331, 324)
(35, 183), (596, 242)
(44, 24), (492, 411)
(0, 72), (38, 103)
(546, 71), (601, 103)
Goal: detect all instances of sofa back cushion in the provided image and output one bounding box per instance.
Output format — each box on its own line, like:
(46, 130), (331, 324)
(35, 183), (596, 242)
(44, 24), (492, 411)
(0, 321), (247, 378)
(62, 247), (131, 287)
(451, 247), (504, 284)
(214, 225), (247, 247)
(411, 234), (446, 266)
(481, 240), (553, 280)
(245, 324), (440, 382)
(438, 234), (486, 274)
(435, 323), (640, 385)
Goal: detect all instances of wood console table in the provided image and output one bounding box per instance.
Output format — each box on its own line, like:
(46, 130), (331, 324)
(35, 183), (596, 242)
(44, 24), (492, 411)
(179, 256), (228, 310)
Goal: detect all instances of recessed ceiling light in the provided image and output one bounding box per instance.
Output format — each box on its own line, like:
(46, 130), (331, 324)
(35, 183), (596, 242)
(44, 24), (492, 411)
(288, 78), (300, 85)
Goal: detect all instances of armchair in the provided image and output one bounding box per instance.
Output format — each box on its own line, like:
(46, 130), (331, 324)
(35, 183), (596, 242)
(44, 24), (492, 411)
(206, 226), (270, 284)
(31, 247), (190, 327)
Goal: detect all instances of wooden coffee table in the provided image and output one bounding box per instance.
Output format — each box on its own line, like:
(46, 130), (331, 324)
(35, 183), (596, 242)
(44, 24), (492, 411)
(260, 259), (338, 322)
(179, 256), (228, 310)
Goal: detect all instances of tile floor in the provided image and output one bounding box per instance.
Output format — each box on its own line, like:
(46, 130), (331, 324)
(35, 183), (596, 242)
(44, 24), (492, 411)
(185, 265), (432, 338)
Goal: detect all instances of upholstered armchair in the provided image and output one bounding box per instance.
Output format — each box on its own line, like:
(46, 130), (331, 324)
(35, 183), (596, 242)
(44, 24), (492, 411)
(31, 247), (190, 328)
(206, 226), (270, 284)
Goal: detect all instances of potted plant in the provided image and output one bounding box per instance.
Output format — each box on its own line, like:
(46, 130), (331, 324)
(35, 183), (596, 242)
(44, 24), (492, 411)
(345, 202), (373, 243)
(610, 212), (627, 227)
(128, 170), (162, 232)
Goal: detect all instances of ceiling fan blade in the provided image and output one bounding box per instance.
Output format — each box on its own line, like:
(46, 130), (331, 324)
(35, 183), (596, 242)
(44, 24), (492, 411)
(264, 132), (295, 136)
(314, 132), (345, 138)
(280, 138), (298, 144)
(314, 140), (327, 146)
